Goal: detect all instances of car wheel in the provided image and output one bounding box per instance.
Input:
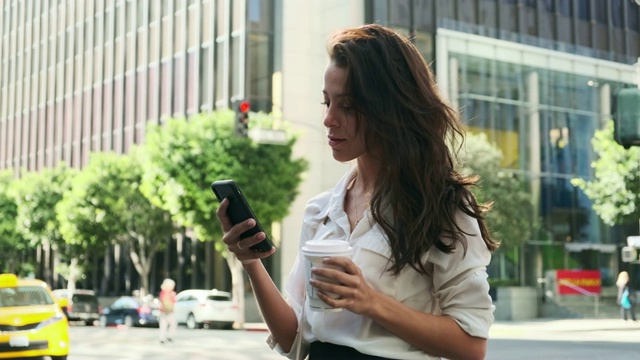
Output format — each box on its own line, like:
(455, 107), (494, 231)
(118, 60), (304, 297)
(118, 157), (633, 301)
(51, 356), (67, 360)
(99, 315), (107, 328)
(124, 315), (134, 328)
(186, 314), (198, 329)
(84, 319), (95, 326)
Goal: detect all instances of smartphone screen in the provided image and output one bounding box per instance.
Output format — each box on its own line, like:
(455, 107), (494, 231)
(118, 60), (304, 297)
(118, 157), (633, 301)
(211, 180), (274, 252)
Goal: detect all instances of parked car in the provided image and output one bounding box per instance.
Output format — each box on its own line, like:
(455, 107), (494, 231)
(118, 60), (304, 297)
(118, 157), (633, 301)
(174, 289), (239, 329)
(98, 296), (159, 328)
(52, 289), (100, 326)
(0, 273), (70, 360)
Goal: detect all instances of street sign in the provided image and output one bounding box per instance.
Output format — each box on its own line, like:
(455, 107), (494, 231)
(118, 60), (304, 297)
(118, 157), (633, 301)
(621, 246), (639, 263)
(556, 270), (601, 295)
(627, 236), (640, 247)
(249, 128), (288, 145)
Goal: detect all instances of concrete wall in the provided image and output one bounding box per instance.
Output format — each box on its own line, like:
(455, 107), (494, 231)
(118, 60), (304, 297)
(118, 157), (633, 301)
(493, 286), (538, 321)
(278, 0), (364, 289)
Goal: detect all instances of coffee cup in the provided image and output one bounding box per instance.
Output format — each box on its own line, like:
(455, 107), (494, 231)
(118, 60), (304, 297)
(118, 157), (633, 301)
(301, 239), (353, 312)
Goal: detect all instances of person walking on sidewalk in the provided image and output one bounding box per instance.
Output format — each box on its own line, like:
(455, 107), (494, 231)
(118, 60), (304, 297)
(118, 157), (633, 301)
(616, 271), (636, 321)
(159, 278), (178, 343)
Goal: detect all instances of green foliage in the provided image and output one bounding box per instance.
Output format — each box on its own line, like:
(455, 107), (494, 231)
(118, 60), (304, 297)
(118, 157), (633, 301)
(57, 150), (175, 294)
(0, 170), (27, 273)
(11, 163), (77, 250)
(458, 132), (539, 250)
(141, 110), (308, 242)
(57, 150), (175, 251)
(571, 120), (640, 226)
(488, 278), (520, 288)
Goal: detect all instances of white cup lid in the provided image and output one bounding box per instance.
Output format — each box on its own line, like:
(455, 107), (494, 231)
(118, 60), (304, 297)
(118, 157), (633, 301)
(301, 239), (350, 253)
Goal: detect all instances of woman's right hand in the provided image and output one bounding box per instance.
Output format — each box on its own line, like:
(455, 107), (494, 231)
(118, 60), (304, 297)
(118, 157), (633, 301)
(215, 198), (276, 264)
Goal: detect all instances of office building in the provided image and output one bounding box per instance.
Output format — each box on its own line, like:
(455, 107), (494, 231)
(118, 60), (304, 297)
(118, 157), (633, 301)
(1, 0), (639, 295)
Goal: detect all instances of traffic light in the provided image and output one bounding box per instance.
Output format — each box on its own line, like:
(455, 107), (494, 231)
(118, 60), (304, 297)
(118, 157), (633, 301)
(613, 88), (640, 149)
(233, 100), (250, 137)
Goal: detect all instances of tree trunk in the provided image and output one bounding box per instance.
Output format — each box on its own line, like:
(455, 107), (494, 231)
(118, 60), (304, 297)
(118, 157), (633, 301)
(176, 230), (184, 290)
(226, 254), (245, 329)
(101, 246), (111, 295)
(67, 258), (81, 293)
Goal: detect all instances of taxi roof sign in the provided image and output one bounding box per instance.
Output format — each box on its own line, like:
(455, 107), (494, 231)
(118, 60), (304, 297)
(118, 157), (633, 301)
(0, 273), (19, 287)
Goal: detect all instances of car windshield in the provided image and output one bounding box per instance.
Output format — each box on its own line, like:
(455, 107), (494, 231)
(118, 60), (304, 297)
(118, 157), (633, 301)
(207, 295), (231, 301)
(72, 294), (98, 303)
(0, 287), (54, 307)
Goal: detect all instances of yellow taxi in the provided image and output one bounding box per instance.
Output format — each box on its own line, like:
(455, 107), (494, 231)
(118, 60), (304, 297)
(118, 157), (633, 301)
(0, 273), (70, 360)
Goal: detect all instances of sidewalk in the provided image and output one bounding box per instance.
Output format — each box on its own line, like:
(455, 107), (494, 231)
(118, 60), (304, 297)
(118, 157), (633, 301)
(243, 317), (640, 333)
(490, 317), (640, 343)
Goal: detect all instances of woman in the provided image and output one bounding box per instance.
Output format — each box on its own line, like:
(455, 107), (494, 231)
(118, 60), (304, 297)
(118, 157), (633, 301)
(158, 278), (177, 343)
(616, 271), (636, 321)
(216, 24), (498, 360)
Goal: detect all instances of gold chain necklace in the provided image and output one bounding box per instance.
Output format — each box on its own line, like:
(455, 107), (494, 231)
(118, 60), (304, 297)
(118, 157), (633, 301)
(349, 175), (370, 226)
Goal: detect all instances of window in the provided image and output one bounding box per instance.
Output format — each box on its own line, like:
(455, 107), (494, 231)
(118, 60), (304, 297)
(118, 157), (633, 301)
(611, 0), (624, 28)
(628, 0), (639, 31)
(557, 0), (573, 44)
(538, 0), (555, 40)
(478, 0), (497, 32)
(413, 0), (434, 31)
(389, 0), (411, 28)
(499, 0), (518, 34)
(594, 1), (607, 24)
(576, 0), (590, 21)
(458, 0), (476, 25)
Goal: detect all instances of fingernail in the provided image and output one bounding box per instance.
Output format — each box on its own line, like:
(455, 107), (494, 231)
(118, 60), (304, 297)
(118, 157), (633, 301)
(246, 219), (255, 226)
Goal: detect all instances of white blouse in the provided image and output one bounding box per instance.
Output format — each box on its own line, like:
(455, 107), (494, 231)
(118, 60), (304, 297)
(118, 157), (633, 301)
(268, 169), (495, 359)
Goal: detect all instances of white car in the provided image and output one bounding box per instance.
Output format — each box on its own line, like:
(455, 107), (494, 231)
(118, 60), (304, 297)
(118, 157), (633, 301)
(173, 289), (239, 329)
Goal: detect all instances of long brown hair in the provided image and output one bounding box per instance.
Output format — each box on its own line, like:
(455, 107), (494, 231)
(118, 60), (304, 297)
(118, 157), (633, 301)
(327, 24), (499, 275)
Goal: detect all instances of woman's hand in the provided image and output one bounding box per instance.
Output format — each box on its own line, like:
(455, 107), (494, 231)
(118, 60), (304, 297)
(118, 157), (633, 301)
(215, 198), (276, 264)
(309, 256), (376, 316)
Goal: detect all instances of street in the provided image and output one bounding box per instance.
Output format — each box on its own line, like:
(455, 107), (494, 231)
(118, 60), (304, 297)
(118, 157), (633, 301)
(62, 318), (640, 359)
(487, 319), (640, 359)
(67, 324), (280, 360)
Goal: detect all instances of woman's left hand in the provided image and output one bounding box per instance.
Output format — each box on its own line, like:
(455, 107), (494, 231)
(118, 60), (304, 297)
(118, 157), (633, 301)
(309, 256), (376, 316)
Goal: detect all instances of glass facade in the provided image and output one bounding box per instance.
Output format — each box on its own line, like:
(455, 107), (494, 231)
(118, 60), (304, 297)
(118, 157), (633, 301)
(1, 0), (639, 295)
(0, 0), (275, 173)
(0, 0), (276, 293)
(366, 0), (639, 286)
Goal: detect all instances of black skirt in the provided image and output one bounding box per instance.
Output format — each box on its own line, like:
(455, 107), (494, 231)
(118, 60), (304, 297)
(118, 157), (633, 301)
(309, 341), (395, 360)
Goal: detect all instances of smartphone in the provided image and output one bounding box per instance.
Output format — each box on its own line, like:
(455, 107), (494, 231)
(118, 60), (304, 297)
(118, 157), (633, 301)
(211, 180), (274, 252)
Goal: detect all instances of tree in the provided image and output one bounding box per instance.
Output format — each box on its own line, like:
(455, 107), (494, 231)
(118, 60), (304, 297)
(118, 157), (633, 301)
(141, 110), (307, 327)
(0, 170), (29, 274)
(10, 163), (84, 288)
(57, 150), (176, 296)
(458, 132), (539, 251)
(571, 120), (640, 226)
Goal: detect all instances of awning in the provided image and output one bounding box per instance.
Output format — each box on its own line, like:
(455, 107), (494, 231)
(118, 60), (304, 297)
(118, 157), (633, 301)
(564, 243), (617, 253)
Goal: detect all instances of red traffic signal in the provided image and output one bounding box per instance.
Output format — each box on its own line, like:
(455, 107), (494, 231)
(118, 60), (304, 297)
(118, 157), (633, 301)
(233, 99), (250, 137)
(238, 100), (250, 113)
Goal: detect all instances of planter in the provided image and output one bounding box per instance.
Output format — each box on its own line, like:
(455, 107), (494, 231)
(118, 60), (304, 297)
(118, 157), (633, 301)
(493, 286), (538, 321)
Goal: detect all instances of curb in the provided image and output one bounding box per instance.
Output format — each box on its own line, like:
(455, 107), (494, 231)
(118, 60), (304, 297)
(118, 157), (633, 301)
(243, 323), (269, 332)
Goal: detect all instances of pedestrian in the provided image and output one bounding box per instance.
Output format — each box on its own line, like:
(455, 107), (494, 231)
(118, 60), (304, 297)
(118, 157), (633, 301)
(216, 23), (498, 360)
(158, 278), (177, 343)
(616, 271), (636, 321)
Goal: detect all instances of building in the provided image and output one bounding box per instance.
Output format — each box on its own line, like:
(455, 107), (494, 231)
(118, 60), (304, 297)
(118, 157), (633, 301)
(1, 0), (639, 297)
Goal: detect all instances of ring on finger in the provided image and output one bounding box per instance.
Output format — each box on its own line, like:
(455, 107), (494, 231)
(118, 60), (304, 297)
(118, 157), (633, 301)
(237, 240), (243, 250)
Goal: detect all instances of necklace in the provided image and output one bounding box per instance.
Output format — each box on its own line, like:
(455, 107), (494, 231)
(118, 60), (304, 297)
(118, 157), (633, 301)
(349, 175), (371, 226)
(352, 179), (361, 225)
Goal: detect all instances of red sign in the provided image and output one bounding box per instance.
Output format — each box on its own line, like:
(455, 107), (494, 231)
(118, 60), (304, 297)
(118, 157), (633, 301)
(556, 270), (601, 295)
